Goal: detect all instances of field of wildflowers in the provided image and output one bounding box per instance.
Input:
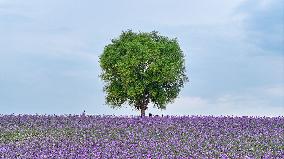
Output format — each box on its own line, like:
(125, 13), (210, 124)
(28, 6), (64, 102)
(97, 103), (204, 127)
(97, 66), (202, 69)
(0, 114), (283, 158)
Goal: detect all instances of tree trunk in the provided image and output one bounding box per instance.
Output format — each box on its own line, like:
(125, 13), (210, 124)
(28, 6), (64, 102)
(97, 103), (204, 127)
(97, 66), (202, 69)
(140, 92), (149, 117)
(141, 107), (145, 117)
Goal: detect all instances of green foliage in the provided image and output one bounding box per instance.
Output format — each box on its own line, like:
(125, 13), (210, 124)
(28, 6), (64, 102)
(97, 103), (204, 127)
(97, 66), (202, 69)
(99, 30), (188, 111)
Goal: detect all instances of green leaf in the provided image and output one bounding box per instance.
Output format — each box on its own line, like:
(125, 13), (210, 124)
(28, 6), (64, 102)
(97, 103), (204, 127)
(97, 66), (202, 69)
(99, 30), (189, 112)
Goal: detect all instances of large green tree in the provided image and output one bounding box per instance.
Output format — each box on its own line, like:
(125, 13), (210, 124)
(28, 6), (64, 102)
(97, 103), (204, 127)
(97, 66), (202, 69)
(99, 30), (188, 117)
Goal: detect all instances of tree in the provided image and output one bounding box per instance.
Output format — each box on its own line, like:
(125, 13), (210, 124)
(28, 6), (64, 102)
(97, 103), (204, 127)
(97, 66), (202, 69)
(99, 30), (188, 117)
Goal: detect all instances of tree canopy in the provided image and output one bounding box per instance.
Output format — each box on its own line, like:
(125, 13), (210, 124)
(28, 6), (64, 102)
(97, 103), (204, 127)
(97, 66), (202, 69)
(99, 30), (188, 116)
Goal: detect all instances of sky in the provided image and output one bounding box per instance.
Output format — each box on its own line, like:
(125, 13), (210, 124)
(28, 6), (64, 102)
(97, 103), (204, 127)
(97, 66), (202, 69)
(0, 0), (283, 117)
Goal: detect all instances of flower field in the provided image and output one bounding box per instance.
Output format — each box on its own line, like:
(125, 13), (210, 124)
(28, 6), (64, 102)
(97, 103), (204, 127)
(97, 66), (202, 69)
(0, 114), (283, 158)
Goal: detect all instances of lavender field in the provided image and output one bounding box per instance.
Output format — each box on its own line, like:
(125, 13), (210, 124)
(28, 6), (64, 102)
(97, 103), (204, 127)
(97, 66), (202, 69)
(0, 114), (283, 158)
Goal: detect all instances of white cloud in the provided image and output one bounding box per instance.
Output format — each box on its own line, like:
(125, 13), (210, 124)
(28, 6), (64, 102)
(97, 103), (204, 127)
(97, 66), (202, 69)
(165, 96), (208, 113)
(211, 93), (283, 117)
(172, 96), (207, 108)
(258, 0), (274, 10)
(259, 85), (284, 97)
(122, 0), (246, 26)
(237, 0), (284, 54)
(144, 90), (284, 117)
(266, 86), (284, 97)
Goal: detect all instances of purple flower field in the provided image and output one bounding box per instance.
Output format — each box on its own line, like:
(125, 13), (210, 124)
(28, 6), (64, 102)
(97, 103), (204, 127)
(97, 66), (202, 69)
(0, 114), (283, 159)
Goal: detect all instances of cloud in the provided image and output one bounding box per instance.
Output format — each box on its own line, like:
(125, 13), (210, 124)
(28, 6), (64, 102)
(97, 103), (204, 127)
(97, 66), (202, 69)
(145, 83), (284, 117)
(119, 0), (245, 26)
(165, 96), (208, 111)
(165, 92), (283, 117)
(265, 85), (284, 97)
(236, 0), (284, 55)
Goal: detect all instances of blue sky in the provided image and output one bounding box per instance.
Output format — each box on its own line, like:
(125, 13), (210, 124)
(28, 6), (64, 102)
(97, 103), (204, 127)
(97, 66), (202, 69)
(0, 0), (283, 116)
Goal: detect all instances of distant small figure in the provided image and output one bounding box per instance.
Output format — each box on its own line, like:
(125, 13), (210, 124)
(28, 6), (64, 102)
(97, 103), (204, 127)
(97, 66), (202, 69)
(82, 110), (86, 116)
(149, 113), (153, 117)
(155, 115), (159, 117)
(162, 114), (164, 117)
